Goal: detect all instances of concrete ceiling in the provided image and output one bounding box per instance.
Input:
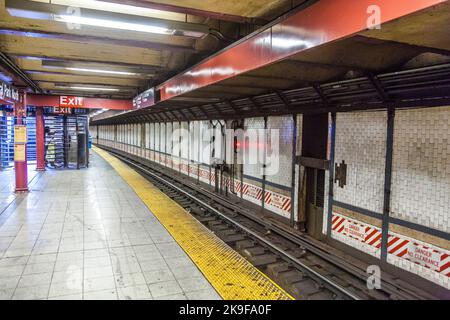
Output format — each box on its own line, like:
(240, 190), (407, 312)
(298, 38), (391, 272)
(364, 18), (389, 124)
(0, 0), (294, 98)
(134, 0), (301, 20)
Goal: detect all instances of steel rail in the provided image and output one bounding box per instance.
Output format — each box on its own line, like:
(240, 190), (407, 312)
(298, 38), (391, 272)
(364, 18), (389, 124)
(111, 151), (362, 300)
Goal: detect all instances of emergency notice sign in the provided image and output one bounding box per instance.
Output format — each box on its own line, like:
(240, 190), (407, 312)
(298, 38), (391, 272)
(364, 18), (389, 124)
(14, 125), (27, 144)
(14, 144), (26, 162)
(406, 243), (441, 271)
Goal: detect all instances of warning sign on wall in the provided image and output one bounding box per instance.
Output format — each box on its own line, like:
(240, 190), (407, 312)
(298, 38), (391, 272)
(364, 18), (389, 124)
(14, 144), (26, 162)
(406, 243), (441, 271)
(345, 222), (366, 242)
(14, 125), (27, 144)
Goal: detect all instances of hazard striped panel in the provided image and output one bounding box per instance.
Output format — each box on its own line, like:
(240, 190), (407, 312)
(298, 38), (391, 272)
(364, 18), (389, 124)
(331, 212), (450, 289)
(94, 146), (293, 300)
(331, 212), (382, 258)
(241, 181), (292, 218)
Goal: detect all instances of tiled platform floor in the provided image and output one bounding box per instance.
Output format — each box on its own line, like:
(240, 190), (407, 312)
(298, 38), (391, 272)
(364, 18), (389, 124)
(0, 152), (220, 300)
(0, 166), (38, 213)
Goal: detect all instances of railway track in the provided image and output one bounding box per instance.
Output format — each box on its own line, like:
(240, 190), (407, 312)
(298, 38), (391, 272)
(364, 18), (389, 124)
(98, 146), (436, 301)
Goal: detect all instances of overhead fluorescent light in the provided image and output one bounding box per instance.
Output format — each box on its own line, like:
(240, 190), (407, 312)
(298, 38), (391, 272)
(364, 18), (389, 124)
(61, 86), (120, 92)
(6, 0), (209, 38)
(65, 67), (138, 76)
(54, 15), (173, 35)
(42, 60), (156, 76)
(90, 108), (109, 118)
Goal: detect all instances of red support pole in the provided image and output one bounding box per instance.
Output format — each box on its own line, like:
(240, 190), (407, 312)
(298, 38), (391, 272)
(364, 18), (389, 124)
(36, 107), (45, 171)
(14, 92), (28, 193)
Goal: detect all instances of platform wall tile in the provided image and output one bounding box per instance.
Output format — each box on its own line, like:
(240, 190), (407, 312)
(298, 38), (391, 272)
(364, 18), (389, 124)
(155, 123), (160, 153)
(180, 122), (189, 159)
(391, 106), (450, 233)
(172, 122), (180, 158)
(334, 111), (387, 214)
(266, 116), (294, 188)
(243, 117), (264, 180)
(149, 123), (155, 150)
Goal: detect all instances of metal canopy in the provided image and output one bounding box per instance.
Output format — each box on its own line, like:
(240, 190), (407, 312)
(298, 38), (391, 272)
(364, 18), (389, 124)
(92, 61), (450, 125)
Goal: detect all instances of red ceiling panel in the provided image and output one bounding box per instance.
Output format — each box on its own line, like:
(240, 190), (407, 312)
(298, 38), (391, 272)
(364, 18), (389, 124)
(158, 0), (447, 101)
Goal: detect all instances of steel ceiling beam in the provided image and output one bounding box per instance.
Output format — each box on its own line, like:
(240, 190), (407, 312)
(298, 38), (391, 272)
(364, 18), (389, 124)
(0, 51), (41, 92)
(0, 29), (198, 54)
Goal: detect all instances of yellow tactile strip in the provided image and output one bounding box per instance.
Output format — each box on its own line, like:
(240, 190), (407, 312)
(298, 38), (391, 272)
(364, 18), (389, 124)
(94, 146), (293, 300)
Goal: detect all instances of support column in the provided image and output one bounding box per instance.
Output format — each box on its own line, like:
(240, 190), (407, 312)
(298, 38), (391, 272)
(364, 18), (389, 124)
(14, 93), (28, 192)
(290, 114), (297, 227)
(327, 113), (337, 237)
(261, 116), (268, 209)
(381, 107), (395, 261)
(36, 107), (45, 171)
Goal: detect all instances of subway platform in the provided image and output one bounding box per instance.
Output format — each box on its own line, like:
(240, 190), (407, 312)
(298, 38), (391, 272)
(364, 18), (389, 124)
(0, 150), (291, 300)
(0, 151), (222, 300)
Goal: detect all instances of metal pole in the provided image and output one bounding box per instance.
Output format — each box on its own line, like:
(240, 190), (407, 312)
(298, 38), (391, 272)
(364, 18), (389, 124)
(262, 116), (268, 209)
(290, 114), (297, 227)
(35, 106), (45, 171)
(327, 113), (337, 238)
(381, 107), (395, 261)
(14, 92), (28, 192)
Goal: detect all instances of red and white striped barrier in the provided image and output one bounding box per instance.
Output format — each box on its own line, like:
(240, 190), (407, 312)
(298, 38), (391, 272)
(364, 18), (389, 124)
(241, 182), (292, 217)
(331, 212), (450, 288)
(441, 254), (450, 277)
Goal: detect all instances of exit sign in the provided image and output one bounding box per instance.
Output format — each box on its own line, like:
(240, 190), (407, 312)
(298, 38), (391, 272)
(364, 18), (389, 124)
(53, 106), (72, 114)
(60, 96), (84, 107)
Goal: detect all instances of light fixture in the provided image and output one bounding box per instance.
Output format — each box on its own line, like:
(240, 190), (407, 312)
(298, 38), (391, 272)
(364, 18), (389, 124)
(90, 108), (109, 118)
(65, 67), (138, 76)
(42, 60), (155, 77)
(53, 15), (173, 35)
(57, 86), (120, 92)
(6, 0), (209, 38)
(69, 86), (119, 92)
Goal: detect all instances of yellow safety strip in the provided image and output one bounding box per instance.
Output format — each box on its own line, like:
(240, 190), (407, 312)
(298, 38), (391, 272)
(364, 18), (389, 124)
(94, 146), (293, 300)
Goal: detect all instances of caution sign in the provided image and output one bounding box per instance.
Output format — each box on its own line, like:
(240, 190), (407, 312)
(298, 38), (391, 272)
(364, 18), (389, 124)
(14, 144), (26, 162)
(14, 125), (27, 144)
(406, 242), (441, 271)
(345, 221), (366, 242)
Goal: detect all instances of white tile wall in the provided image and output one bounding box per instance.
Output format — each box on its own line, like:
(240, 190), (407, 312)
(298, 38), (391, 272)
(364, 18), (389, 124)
(154, 123), (160, 152)
(149, 123), (155, 150)
(180, 122), (189, 159)
(244, 117), (265, 180)
(172, 122), (180, 158)
(391, 106), (450, 233)
(190, 122), (200, 163)
(160, 123), (166, 154)
(266, 115), (294, 187)
(334, 111), (387, 214)
(166, 122), (172, 156)
(200, 121), (211, 165)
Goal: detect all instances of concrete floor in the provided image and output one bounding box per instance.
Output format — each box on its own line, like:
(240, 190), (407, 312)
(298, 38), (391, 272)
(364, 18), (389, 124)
(0, 152), (220, 300)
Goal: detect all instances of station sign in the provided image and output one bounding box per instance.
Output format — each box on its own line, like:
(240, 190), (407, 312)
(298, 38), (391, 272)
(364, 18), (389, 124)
(0, 81), (20, 104)
(133, 88), (155, 109)
(60, 96), (84, 108)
